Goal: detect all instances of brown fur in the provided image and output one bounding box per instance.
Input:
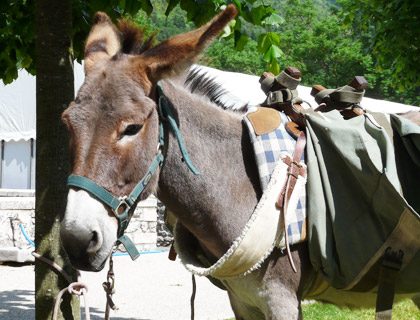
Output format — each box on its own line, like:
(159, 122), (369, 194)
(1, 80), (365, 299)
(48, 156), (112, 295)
(118, 19), (155, 55)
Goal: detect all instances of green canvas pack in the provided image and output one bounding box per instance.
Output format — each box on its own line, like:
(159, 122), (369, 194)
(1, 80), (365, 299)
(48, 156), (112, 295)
(304, 109), (420, 293)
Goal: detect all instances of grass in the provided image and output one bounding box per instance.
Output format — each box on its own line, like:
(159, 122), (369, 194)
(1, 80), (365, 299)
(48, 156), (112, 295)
(225, 299), (420, 319)
(303, 299), (420, 320)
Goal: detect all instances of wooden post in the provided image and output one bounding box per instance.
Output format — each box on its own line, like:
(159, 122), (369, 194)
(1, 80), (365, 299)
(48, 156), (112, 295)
(35, 0), (80, 319)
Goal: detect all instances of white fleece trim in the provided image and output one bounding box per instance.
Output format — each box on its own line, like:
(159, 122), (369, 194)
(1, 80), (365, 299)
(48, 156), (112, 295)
(174, 158), (307, 279)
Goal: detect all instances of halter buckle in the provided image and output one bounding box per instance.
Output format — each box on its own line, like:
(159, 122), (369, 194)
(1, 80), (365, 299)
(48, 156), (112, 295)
(114, 196), (130, 217)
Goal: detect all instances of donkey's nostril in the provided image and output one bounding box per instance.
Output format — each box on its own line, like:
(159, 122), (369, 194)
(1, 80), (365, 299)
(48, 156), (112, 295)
(86, 230), (103, 254)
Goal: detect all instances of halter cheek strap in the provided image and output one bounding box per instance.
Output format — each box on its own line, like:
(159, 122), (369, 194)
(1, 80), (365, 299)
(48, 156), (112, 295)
(66, 82), (199, 260)
(67, 139), (164, 260)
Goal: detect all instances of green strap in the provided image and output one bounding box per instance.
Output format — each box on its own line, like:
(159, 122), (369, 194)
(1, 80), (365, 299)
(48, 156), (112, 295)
(157, 82), (200, 175)
(117, 235), (140, 260)
(67, 150), (164, 260)
(126, 152), (164, 206)
(315, 85), (365, 105)
(67, 175), (121, 212)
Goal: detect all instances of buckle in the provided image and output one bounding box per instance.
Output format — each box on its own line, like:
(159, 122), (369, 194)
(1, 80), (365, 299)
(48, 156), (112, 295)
(114, 196), (130, 217)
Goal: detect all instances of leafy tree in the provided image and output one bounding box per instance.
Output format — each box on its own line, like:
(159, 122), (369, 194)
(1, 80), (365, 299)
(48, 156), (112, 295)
(338, 0), (420, 92)
(1, 0), (281, 84)
(0, 1), (35, 83)
(203, 38), (266, 74)
(275, 0), (374, 88)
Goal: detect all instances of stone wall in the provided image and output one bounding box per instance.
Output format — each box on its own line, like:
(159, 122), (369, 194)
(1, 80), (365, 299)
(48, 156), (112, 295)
(125, 196), (158, 251)
(0, 190), (160, 262)
(156, 201), (174, 247)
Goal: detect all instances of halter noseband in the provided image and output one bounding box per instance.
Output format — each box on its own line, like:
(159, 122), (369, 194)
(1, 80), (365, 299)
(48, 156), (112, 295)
(67, 82), (199, 260)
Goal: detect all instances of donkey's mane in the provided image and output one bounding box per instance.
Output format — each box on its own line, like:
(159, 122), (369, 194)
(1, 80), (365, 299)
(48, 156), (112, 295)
(117, 20), (155, 55)
(185, 67), (247, 111)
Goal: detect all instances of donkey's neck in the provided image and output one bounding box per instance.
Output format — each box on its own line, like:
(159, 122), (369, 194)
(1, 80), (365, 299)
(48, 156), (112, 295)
(156, 80), (261, 258)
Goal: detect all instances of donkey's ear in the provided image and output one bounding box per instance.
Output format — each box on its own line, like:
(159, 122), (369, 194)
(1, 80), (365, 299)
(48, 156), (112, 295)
(140, 5), (237, 82)
(84, 12), (121, 74)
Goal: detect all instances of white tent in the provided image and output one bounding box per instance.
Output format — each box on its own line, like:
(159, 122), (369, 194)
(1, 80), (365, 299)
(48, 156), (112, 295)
(0, 63), (417, 190)
(0, 63), (84, 190)
(0, 70), (36, 189)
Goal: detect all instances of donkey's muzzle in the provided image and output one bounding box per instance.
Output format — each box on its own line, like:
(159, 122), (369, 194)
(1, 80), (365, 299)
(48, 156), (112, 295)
(60, 225), (105, 271)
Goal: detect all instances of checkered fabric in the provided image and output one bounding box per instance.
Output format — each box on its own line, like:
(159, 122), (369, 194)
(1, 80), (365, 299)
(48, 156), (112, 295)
(244, 108), (306, 246)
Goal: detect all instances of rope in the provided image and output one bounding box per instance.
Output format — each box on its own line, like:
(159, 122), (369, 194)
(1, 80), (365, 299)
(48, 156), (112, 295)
(32, 252), (91, 320)
(103, 252), (118, 320)
(190, 274), (196, 320)
(51, 282), (90, 320)
(32, 252), (73, 283)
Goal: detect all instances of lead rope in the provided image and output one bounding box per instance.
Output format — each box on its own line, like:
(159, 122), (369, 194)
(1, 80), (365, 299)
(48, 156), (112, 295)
(32, 252), (91, 320)
(103, 252), (118, 320)
(190, 274), (196, 320)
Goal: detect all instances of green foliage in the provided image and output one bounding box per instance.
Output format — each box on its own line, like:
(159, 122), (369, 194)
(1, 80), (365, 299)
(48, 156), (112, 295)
(338, 0), (420, 92)
(275, 1), (374, 88)
(203, 38), (265, 75)
(1, 0), (418, 104)
(0, 0), (34, 84)
(1, 0), (280, 84)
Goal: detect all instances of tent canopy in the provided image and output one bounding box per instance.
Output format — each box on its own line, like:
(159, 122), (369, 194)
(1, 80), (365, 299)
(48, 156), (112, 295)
(0, 70), (36, 141)
(0, 63), (85, 142)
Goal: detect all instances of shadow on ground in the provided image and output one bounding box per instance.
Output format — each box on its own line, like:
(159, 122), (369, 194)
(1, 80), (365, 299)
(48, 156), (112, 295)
(0, 289), (34, 320)
(84, 307), (151, 320)
(0, 290), (149, 320)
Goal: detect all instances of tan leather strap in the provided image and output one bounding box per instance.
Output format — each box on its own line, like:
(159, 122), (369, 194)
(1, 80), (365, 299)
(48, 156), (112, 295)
(276, 131), (306, 272)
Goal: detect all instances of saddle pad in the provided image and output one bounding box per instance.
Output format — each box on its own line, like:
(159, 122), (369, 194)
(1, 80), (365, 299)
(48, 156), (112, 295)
(244, 107), (306, 245)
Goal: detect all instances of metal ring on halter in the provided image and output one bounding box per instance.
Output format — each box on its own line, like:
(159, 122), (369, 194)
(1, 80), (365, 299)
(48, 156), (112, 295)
(114, 196), (130, 217)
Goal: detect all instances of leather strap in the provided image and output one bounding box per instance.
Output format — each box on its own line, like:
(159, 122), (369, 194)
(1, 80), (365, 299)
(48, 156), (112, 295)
(276, 131), (306, 272)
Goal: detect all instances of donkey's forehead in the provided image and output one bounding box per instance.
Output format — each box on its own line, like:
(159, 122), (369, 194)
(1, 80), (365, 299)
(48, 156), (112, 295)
(64, 58), (155, 126)
(79, 58), (148, 101)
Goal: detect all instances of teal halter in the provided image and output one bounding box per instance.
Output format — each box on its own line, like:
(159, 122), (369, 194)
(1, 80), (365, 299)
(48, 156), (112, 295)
(67, 82), (200, 260)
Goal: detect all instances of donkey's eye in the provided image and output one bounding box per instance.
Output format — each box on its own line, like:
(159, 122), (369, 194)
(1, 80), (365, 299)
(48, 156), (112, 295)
(122, 124), (142, 136)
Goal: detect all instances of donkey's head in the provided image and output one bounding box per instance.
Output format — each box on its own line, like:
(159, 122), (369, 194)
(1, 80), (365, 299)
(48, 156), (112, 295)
(60, 6), (237, 271)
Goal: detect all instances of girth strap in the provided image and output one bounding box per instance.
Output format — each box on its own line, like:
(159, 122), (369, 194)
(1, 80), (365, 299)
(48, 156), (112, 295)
(375, 248), (404, 320)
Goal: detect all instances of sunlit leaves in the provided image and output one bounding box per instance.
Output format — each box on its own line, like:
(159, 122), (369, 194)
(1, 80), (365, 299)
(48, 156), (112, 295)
(262, 13), (284, 27)
(257, 32), (282, 74)
(338, 0), (420, 91)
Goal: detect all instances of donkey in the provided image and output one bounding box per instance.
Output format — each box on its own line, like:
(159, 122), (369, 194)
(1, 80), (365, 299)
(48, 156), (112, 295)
(60, 6), (419, 320)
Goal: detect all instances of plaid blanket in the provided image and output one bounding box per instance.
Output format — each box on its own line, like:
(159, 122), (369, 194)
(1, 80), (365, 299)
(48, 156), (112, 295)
(244, 107), (307, 246)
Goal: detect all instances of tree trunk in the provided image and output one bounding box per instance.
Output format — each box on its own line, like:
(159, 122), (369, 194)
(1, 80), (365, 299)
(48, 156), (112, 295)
(35, 0), (80, 319)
